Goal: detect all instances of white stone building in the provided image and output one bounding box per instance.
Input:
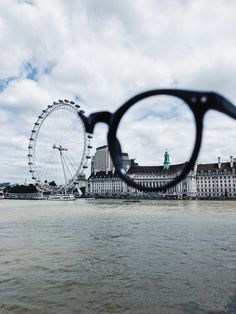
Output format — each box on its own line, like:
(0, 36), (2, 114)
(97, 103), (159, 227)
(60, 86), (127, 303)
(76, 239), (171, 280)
(125, 163), (197, 199)
(88, 170), (128, 196)
(196, 156), (236, 199)
(87, 149), (235, 199)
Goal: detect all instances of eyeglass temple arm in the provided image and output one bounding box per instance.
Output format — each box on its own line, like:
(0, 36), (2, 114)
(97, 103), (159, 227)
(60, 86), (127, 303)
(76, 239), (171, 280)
(211, 93), (236, 119)
(78, 111), (112, 134)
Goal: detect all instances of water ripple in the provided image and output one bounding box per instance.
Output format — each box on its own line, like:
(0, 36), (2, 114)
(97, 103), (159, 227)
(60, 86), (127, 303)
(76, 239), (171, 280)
(0, 199), (235, 313)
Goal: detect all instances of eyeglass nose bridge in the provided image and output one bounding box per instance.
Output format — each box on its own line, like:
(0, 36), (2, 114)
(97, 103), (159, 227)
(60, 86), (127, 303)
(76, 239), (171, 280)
(78, 111), (113, 134)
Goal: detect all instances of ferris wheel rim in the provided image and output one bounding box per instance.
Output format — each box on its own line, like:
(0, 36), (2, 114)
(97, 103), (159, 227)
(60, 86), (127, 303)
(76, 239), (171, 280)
(28, 99), (92, 192)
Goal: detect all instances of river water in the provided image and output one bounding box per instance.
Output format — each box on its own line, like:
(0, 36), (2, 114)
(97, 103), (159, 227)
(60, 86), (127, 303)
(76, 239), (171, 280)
(0, 199), (235, 314)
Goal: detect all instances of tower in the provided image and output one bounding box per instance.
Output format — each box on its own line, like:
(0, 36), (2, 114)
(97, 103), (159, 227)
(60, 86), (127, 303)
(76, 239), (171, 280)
(93, 145), (113, 172)
(163, 149), (170, 170)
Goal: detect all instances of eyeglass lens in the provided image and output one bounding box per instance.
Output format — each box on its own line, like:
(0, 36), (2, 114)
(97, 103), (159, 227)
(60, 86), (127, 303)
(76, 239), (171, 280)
(116, 95), (196, 189)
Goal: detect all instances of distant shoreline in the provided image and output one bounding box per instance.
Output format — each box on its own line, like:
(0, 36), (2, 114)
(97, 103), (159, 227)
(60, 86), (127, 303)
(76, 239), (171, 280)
(2, 196), (235, 201)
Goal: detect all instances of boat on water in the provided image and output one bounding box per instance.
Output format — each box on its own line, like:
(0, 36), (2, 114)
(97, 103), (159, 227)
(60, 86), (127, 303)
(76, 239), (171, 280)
(47, 194), (75, 201)
(0, 190), (4, 199)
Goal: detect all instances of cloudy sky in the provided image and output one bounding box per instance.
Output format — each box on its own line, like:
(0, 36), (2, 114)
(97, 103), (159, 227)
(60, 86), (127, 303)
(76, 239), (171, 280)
(0, 0), (235, 184)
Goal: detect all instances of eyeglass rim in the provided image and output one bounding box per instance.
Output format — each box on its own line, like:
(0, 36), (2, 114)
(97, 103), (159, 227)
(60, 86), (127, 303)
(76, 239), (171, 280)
(107, 89), (206, 192)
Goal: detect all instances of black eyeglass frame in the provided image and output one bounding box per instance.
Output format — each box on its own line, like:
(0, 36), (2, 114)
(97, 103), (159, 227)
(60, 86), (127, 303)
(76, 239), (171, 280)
(79, 89), (236, 192)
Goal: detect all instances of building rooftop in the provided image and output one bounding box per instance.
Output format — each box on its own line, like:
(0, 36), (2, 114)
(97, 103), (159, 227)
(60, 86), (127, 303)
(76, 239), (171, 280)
(127, 163), (188, 175)
(96, 145), (108, 150)
(197, 161), (235, 173)
(89, 170), (120, 179)
(89, 160), (235, 179)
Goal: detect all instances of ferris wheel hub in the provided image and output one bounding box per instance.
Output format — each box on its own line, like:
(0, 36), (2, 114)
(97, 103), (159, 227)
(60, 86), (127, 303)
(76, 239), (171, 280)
(53, 144), (68, 151)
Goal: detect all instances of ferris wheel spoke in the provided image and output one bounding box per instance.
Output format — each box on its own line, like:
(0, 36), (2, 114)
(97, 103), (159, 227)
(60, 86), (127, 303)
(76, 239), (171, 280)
(59, 107), (74, 138)
(54, 110), (77, 147)
(66, 149), (84, 170)
(43, 156), (58, 182)
(56, 132), (85, 155)
(63, 152), (78, 173)
(53, 109), (63, 145)
(60, 120), (82, 145)
(66, 132), (86, 149)
(49, 109), (61, 146)
(61, 153), (74, 181)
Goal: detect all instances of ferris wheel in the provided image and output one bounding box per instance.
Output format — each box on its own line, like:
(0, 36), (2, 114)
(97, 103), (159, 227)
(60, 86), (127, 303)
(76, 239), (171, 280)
(28, 99), (92, 192)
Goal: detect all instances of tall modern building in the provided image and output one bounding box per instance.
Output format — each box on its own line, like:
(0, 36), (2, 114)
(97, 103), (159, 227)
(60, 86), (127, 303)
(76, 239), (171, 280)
(92, 145), (114, 173)
(91, 145), (133, 173)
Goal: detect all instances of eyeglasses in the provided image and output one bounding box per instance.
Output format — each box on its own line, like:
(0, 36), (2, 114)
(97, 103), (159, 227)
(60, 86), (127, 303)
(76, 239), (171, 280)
(79, 89), (236, 192)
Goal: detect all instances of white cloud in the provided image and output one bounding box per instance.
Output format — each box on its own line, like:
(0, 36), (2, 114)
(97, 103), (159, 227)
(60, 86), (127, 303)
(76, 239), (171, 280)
(0, 0), (235, 183)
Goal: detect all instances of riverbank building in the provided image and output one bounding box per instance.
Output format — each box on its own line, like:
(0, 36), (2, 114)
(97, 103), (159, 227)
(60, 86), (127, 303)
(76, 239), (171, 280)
(88, 147), (236, 199)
